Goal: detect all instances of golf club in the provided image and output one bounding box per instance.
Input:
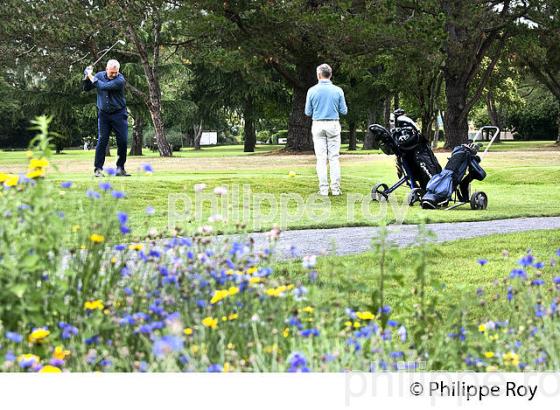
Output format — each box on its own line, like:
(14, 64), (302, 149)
(91, 39), (126, 66)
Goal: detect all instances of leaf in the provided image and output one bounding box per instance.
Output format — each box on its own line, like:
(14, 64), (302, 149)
(10, 283), (27, 298)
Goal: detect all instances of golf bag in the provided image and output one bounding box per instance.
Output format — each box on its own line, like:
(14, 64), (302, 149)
(369, 110), (441, 205)
(421, 144), (486, 209)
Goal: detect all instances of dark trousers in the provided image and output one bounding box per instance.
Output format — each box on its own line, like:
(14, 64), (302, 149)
(94, 108), (128, 170)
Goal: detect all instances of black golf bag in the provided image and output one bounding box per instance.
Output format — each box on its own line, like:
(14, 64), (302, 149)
(369, 111), (441, 205)
(421, 144), (487, 209)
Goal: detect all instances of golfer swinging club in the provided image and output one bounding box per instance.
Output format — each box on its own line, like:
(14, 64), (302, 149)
(83, 59), (130, 177)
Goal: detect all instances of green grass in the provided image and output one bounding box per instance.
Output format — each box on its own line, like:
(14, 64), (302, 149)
(275, 229), (560, 322)
(2, 144), (559, 235)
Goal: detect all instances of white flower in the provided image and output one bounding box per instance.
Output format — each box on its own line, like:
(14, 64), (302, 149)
(208, 214), (224, 223)
(214, 186), (228, 196)
(194, 183), (207, 192)
(251, 314), (260, 322)
(302, 255), (317, 269)
(197, 225), (213, 234)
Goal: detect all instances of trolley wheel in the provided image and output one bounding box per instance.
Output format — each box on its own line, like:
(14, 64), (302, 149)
(407, 188), (423, 206)
(470, 191), (488, 210)
(371, 183), (389, 201)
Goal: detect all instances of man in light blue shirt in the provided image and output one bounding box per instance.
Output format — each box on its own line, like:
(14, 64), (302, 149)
(305, 64), (348, 195)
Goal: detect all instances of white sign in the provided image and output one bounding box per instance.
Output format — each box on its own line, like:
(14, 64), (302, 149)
(200, 132), (217, 145)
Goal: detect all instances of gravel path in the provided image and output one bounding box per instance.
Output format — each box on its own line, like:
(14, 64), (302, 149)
(242, 217), (560, 259)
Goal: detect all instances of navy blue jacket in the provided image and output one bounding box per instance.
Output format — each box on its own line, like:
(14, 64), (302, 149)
(83, 71), (127, 113)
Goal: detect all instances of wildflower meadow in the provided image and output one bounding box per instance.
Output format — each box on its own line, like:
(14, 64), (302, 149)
(0, 117), (559, 374)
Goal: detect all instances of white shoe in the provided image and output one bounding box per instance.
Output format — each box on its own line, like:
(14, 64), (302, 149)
(331, 189), (342, 196)
(318, 190), (329, 196)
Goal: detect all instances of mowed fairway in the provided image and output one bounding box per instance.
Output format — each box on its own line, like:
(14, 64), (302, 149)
(1, 143), (559, 234)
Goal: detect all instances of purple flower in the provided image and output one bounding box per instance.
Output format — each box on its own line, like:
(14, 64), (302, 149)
(518, 254), (534, 267)
(207, 364), (222, 372)
(477, 259), (488, 266)
(114, 244), (126, 251)
(60, 181), (73, 188)
(99, 181), (112, 191)
(533, 262), (545, 269)
(509, 269), (527, 280)
(117, 212), (128, 224)
(5, 331), (23, 343)
(554, 277), (560, 285)
(390, 351), (404, 359)
(146, 206), (155, 215)
(387, 320), (398, 327)
(120, 225), (131, 234)
(142, 164), (154, 173)
(299, 328), (320, 337)
(5, 351), (16, 362)
(531, 279), (545, 286)
(556, 249), (560, 257)
(288, 352), (310, 372)
(86, 189), (100, 199)
(152, 335), (184, 359)
(104, 167), (116, 176)
(112, 190), (125, 199)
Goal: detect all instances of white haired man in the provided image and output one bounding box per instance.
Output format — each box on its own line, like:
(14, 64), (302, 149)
(83, 59), (130, 177)
(304, 63), (348, 195)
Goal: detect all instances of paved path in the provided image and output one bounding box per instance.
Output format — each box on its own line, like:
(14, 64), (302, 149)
(242, 217), (560, 259)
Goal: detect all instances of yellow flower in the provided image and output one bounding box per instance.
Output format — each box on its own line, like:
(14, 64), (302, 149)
(210, 289), (229, 304)
(84, 299), (104, 311)
(353, 321), (361, 329)
(484, 351), (495, 359)
(184, 328), (193, 336)
(71, 225), (80, 232)
(129, 243), (144, 251)
(478, 324), (486, 333)
(503, 351), (520, 367)
(53, 346), (71, 360)
(264, 344), (278, 353)
(283, 328), (290, 338)
(227, 343), (235, 350)
(26, 168), (45, 179)
(28, 328), (50, 343)
(3, 174), (18, 187)
(249, 277), (263, 284)
(246, 267), (257, 275)
(202, 316), (218, 329)
(356, 311), (375, 320)
(228, 313), (238, 321)
(111, 257), (117, 264)
(29, 158), (49, 169)
(489, 334), (499, 341)
(39, 365), (62, 373)
(302, 306), (314, 314)
(223, 362), (232, 372)
(190, 345), (200, 354)
(288, 171), (296, 178)
(344, 321), (353, 327)
(265, 285), (289, 297)
(0, 173), (8, 183)
(228, 286), (239, 296)
(89, 234), (105, 244)
(221, 316), (228, 321)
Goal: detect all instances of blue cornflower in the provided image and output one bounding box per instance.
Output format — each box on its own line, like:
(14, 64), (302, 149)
(518, 254), (534, 267)
(534, 262), (545, 269)
(309, 270), (318, 282)
(142, 163), (154, 173)
(99, 181), (112, 191)
(152, 335), (184, 359)
(104, 167), (117, 176)
(380, 305), (392, 315)
(58, 322), (78, 339)
(5, 331), (23, 343)
(146, 206), (155, 215)
(207, 364), (222, 372)
(477, 259), (488, 266)
(299, 328), (320, 337)
(114, 244), (126, 251)
(509, 269), (527, 280)
(531, 278), (545, 286)
(119, 315), (135, 326)
(112, 190), (125, 199)
(556, 249), (560, 257)
(86, 189), (100, 199)
(139, 361), (149, 372)
(507, 286), (514, 302)
(390, 351), (404, 359)
(60, 181), (72, 188)
(117, 211), (128, 224)
(387, 320), (398, 327)
(554, 277), (560, 285)
(288, 352), (310, 372)
(124, 287), (133, 296)
(397, 326), (407, 343)
(85, 335), (100, 345)
(120, 225), (131, 234)
(100, 359), (112, 368)
(535, 304), (545, 318)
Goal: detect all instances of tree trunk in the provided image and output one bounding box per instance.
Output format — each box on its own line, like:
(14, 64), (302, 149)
(193, 120), (203, 150)
(557, 111), (560, 144)
(148, 100), (172, 156)
(129, 114), (144, 156)
(443, 78), (469, 148)
(384, 97), (391, 130)
(348, 120), (357, 151)
(287, 63), (316, 151)
(243, 95), (256, 152)
(363, 99), (384, 150)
